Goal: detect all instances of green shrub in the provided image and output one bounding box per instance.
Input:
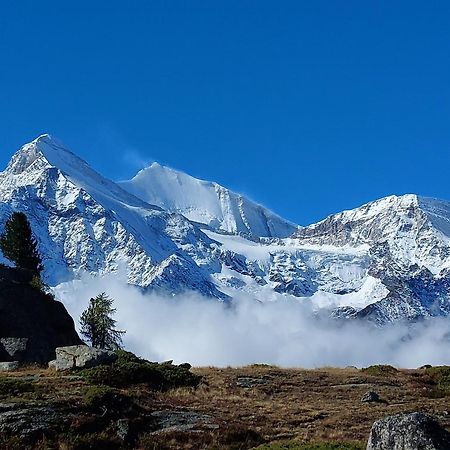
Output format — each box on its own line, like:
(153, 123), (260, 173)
(82, 385), (133, 416)
(0, 377), (34, 396)
(81, 350), (201, 390)
(361, 365), (398, 376)
(424, 366), (450, 396)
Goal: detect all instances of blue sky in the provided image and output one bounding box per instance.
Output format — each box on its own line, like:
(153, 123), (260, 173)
(1, 1), (449, 225)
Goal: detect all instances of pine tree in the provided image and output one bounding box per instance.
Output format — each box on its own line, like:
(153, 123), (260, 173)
(79, 293), (125, 350)
(0, 212), (43, 275)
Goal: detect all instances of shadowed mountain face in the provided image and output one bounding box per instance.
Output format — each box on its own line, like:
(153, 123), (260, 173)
(0, 266), (82, 363)
(1, 135), (450, 324)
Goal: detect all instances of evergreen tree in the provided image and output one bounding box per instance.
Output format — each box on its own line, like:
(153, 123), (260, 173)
(80, 293), (125, 350)
(0, 212), (43, 275)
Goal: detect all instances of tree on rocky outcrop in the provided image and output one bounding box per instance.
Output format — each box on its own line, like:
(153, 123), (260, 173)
(0, 212), (43, 276)
(80, 293), (125, 350)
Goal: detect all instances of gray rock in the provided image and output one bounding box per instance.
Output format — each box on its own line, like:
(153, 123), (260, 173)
(150, 410), (218, 434)
(48, 345), (117, 371)
(367, 412), (450, 449)
(361, 391), (380, 403)
(0, 361), (20, 372)
(0, 267), (82, 364)
(0, 403), (73, 440)
(236, 377), (269, 388)
(0, 338), (28, 361)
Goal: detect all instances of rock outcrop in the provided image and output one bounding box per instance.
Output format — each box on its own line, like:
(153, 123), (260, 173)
(367, 412), (450, 449)
(0, 266), (82, 364)
(361, 391), (380, 403)
(49, 345), (117, 371)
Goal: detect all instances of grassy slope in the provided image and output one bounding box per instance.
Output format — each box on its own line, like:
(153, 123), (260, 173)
(0, 364), (449, 449)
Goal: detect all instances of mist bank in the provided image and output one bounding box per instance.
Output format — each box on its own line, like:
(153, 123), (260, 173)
(53, 272), (450, 368)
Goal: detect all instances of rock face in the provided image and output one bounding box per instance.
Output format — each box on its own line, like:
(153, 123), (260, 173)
(0, 402), (73, 441)
(0, 338), (28, 361)
(48, 345), (117, 371)
(367, 412), (450, 449)
(0, 266), (82, 364)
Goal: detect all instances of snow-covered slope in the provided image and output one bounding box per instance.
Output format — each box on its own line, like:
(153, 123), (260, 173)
(119, 162), (297, 238)
(1, 135), (450, 325)
(0, 135), (224, 298)
(294, 194), (450, 274)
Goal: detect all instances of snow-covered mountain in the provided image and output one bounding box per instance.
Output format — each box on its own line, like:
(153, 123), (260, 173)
(0, 135), (224, 298)
(119, 162), (297, 238)
(1, 134), (450, 325)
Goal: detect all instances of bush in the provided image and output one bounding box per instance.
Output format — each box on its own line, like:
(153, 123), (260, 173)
(81, 350), (201, 390)
(424, 366), (450, 396)
(0, 377), (34, 396)
(83, 385), (118, 410)
(361, 365), (398, 376)
(219, 425), (264, 449)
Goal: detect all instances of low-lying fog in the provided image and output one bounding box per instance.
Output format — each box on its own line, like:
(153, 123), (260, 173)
(54, 272), (450, 368)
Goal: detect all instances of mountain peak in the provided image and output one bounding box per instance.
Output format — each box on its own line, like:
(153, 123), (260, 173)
(5, 134), (78, 176)
(120, 162), (298, 238)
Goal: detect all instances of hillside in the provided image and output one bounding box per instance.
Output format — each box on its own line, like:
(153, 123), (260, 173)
(0, 364), (449, 449)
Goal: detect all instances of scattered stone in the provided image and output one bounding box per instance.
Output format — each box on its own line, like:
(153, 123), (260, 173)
(367, 412), (450, 449)
(361, 391), (381, 403)
(0, 361), (20, 372)
(48, 345), (117, 371)
(150, 410), (218, 434)
(236, 377), (269, 388)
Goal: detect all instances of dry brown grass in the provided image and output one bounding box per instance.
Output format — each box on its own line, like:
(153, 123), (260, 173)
(0, 365), (449, 449)
(150, 365), (450, 445)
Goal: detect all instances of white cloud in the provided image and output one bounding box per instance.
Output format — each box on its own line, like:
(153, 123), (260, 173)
(54, 273), (450, 368)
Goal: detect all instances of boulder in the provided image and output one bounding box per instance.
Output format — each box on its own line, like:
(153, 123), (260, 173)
(0, 267), (82, 364)
(0, 361), (20, 372)
(367, 412), (450, 449)
(48, 345), (117, 371)
(0, 338), (28, 361)
(361, 391), (380, 403)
